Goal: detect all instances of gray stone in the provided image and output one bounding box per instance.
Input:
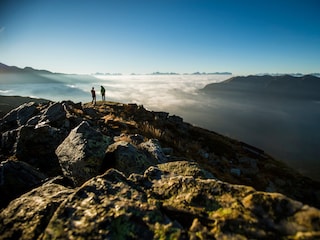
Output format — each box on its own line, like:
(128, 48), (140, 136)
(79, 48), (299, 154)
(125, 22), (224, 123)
(56, 121), (112, 186)
(104, 141), (158, 177)
(40, 102), (66, 127)
(139, 139), (167, 163)
(16, 102), (39, 126)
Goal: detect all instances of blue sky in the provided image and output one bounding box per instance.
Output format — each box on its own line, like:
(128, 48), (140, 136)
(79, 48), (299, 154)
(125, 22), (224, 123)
(0, 0), (319, 75)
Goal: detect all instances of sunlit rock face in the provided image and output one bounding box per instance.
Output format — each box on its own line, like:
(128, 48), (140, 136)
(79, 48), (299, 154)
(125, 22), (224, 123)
(0, 99), (320, 239)
(56, 121), (112, 186)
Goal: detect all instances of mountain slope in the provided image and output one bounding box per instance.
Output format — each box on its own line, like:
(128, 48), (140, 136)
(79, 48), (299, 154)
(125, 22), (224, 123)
(0, 99), (319, 238)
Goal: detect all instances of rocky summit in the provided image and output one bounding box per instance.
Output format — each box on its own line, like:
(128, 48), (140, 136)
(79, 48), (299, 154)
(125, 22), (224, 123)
(0, 100), (320, 239)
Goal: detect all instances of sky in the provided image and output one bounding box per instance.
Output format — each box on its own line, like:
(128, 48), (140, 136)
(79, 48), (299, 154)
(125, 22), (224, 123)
(0, 0), (319, 75)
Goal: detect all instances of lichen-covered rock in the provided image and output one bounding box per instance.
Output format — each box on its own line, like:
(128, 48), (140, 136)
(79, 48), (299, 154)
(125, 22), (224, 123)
(104, 141), (158, 177)
(42, 169), (184, 239)
(0, 160), (47, 209)
(157, 160), (216, 179)
(0, 182), (73, 240)
(1, 164), (320, 239)
(139, 138), (168, 163)
(145, 168), (320, 239)
(56, 121), (112, 186)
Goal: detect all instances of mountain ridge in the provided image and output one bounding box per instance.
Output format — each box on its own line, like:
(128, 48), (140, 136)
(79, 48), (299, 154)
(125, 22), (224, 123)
(0, 62), (55, 75)
(0, 98), (320, 238)
(202, 74), (320, 100)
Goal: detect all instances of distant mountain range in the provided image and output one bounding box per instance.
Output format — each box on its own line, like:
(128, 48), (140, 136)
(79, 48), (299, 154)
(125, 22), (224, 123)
(202, 74), (320, 100)
(0, 63), (54, 75)
(0, 63), (96, 84)
(0, 63), (60, 84)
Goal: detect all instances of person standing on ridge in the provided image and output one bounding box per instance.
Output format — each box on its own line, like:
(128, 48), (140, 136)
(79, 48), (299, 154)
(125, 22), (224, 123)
(91, 87), (96, 105)
(101, 85), (106, 101)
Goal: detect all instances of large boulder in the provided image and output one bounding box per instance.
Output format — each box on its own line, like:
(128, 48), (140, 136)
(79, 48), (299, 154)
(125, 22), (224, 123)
(56, 121), (112, 186)
(42, 169), (183, 239)
(0, 182), (73, 239)
(104, 141), (159, 177)
(145, 167), (320, 239)
(15, 124), (65, 176)
(0, 160), (47, 209)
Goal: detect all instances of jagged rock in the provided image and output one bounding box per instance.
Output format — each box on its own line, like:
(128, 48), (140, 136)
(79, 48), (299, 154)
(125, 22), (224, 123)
(0, 160), (47, 209)
(157, 161), (216, 179)
(42, 169), (183, 239)
(16, 102), (39, 126)
(0, 182), (73, 239)
(26, 115), (41, 126)
(139, 138), (167, 163)
(15, 124), (65, 176)
(39, 102), (67, 128)
(0, 102), (39, 132)
(56, 121), (112, 186)
(104, 141), (159, 177)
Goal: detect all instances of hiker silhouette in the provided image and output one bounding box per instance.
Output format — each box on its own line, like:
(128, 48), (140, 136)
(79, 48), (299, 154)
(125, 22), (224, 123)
(91, 87), (96, 105)
(101, 86), (105, 101)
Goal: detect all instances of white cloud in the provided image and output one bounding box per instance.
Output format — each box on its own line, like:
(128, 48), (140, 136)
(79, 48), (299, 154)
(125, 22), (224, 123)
(0, 27), (5, 33)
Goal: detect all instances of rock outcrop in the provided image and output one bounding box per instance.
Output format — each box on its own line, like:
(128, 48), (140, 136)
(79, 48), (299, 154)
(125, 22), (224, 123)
(56, 121), (112, 186)
(1, 99), (320, 239)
